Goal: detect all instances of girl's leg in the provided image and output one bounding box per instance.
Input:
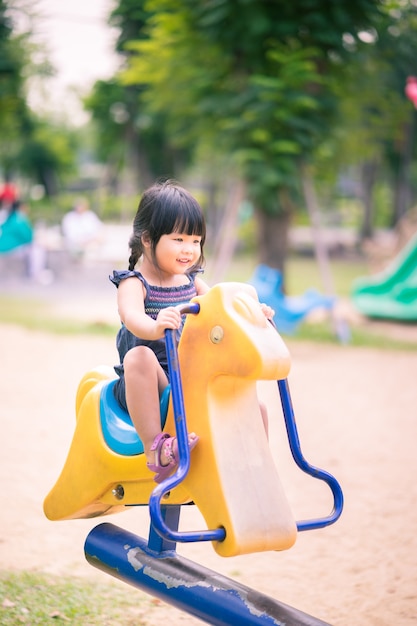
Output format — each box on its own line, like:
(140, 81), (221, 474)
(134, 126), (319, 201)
(123, 346), (169, 464)
(123, 346), (198, 468)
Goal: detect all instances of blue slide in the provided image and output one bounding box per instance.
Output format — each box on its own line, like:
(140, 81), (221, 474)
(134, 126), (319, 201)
(250, 264), (335, 334)
(352, 231), (417, 321)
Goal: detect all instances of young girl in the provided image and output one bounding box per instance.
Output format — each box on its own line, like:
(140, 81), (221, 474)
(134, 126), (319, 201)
(111, 179), (273, 483)
(110, 181), (209, 482)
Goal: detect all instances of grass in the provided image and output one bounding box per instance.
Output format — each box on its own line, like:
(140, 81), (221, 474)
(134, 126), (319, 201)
(0, 296), (117, 336)
(286, 255), (367, 297)
(294, 318), (417, 351)
(0, 254), (416, 350)
(223, 253), (368, 297)
(0, 571), (153, 625)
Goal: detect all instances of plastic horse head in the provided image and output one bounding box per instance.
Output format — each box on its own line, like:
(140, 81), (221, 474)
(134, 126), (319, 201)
(44, 282), (297, 556)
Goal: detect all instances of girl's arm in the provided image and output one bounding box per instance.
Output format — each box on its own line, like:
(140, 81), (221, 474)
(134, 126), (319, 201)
(195, 275), (210, 295)
(117, 277), (182, 340)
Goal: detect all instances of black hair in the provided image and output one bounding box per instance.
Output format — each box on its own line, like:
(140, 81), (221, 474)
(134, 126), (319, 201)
(2, 200), (21, 218)
(128, 180), (206, 271)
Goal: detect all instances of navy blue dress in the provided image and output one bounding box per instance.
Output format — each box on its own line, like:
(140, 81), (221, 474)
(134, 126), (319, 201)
(110, 270), (198, 411)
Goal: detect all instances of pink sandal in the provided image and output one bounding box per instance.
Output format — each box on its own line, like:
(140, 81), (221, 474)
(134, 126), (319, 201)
(147, 432), (199, 483)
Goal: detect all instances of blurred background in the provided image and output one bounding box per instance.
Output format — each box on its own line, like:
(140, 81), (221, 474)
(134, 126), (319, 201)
(1, 0), (417, 340)
(1, 5), (417, 624)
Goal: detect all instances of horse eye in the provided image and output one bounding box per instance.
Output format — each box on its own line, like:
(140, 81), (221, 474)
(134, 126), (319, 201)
(232, 294), (265, 327)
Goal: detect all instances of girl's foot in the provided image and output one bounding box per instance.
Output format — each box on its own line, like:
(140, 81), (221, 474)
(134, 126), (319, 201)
(147, 432), (199, 483)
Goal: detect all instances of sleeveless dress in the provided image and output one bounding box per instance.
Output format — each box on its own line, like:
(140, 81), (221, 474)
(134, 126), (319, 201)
(110, 269), (198, 411)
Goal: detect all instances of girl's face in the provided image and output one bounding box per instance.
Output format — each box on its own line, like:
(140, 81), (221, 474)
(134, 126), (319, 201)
(153, 231), (203, 275)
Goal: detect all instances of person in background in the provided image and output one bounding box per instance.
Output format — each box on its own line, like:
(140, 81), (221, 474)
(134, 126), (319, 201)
(0, 200), (51, 283)
(61, 198), (103, 262)
(0, 175), (19, 211)
(0, 199), (32, 251)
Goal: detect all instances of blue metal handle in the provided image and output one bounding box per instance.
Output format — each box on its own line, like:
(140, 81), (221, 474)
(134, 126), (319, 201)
(149, 303), (343, 545)
(278, 378), (344, 531)
(148, 302), (226, 544)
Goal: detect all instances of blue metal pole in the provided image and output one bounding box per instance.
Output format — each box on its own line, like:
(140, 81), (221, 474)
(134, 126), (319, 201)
(148, 328), (225, 545)
(85, 522), (331, 626)
(277, 379), (344, 531)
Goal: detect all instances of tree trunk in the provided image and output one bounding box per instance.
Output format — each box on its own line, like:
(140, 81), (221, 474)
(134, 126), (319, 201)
(207, 180), (244, 283)
(301, 166), (335, 297)
(40, 166), (58, 197)
(126, 122), (153, 192)
(392, 113), (415, 226)
(255, 194), (291, 290)
(359, 159), (378, 240)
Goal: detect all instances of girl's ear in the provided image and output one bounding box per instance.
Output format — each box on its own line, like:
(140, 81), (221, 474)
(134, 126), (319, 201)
(141, 232), (151, 248)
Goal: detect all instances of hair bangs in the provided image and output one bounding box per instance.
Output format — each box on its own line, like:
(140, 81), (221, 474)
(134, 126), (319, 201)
(164, 191), (206, 244)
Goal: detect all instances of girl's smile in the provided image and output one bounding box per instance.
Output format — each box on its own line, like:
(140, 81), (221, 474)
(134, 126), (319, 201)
(154, 233), (202, 275)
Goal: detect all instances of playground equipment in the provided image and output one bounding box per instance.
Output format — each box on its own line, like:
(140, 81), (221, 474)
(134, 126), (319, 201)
(250, 264), (335, 334)
(44, 282), (343, 625)
(352, 231), (417, 321)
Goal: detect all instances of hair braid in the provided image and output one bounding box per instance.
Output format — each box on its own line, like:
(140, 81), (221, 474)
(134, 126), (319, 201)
(128, 231), (143, 270)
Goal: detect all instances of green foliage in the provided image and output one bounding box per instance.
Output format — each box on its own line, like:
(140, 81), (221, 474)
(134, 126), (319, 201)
(84, 79), (128, 166)
(122, 0), (384, 217)
(17, 116), (78, 193)
(109, 0), (149, 53)
(6, 0), (415, 261)
(83, 0), (194, 187)
(0, 1), (30, 172)
(84, 77), (189, 183)
(312, 2), (417, 231)
(0, 1), (78, 193)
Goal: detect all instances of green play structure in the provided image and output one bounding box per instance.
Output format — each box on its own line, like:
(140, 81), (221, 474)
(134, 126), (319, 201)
(352, 231), (417, 321)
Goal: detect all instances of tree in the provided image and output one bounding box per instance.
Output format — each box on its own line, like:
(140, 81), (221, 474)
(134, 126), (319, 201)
(327, 2), (417, 239)
(16, 115), (78, 196)
(84, 0), (193, 196)
(121, 0), (384, 279)
(0, 0), (29, 175)
(84, 77), (190, 193)
(0, 1), (77, 195)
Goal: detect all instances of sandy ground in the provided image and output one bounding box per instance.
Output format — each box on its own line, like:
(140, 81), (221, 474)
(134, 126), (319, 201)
(1, 271), (417, 625)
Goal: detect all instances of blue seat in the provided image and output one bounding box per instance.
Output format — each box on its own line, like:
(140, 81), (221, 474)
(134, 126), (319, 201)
(100, 380), (170, 456)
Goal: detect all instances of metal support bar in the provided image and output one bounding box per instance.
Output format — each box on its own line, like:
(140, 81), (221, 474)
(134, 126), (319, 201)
(277, 379), (344, 531)
(85, 522), (331, 626)
(148, 505), (180, 552)
(147, 323), (225, 545)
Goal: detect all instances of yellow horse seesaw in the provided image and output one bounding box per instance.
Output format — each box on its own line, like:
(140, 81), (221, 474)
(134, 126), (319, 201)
(44, 283), (343, 625)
